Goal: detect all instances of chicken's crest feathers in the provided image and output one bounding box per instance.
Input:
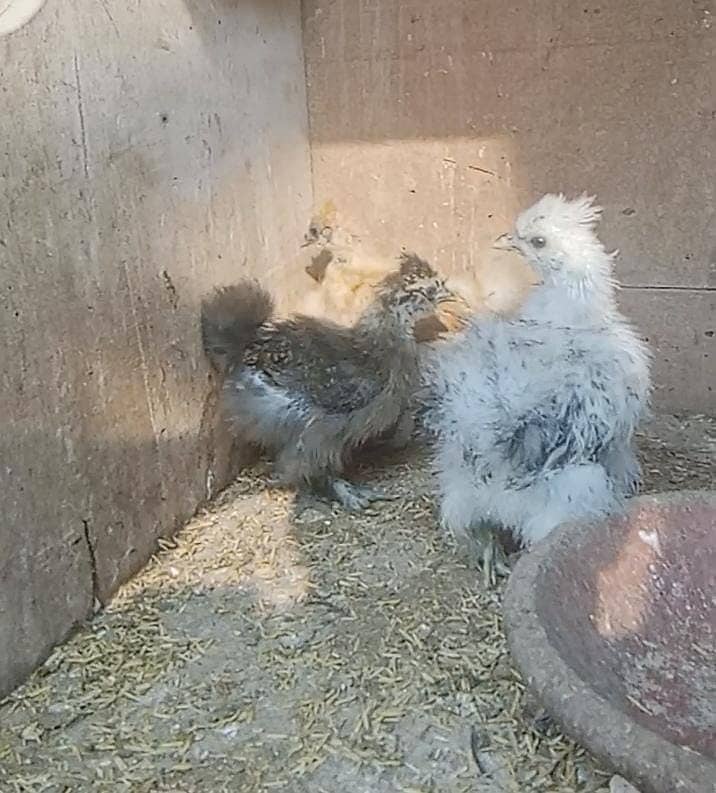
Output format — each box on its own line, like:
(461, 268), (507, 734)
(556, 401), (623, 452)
(375, 252), (439, 298)
(201, 281), (274, 370)
(398, 251), (438, 281)
(515, 193), (603, 240)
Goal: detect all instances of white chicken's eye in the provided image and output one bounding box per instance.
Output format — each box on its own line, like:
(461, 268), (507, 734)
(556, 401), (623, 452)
(531, 236), (546, 249)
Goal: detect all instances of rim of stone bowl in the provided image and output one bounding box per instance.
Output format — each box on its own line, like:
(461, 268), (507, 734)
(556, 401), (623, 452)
(503, 490), (716, 793)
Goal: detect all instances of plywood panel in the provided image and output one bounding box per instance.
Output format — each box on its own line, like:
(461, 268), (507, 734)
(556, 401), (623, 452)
(0, 0), (312, 695)
(617, 288), (715, 411)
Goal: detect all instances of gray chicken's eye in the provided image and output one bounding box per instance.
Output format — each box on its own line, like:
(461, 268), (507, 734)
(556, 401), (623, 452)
(530, 236), (546, 249)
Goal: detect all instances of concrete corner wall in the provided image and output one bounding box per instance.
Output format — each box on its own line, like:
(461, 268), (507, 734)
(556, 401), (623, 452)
(303, 0), (715, 412)
(0, 0), (312, 696)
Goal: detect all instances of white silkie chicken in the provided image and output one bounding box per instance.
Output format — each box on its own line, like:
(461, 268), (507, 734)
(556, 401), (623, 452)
(432, 193), (651, 582)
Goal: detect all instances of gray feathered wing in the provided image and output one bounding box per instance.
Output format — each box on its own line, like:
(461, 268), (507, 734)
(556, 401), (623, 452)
(244, 316), (387, 414)
(495, 381), (616, 488)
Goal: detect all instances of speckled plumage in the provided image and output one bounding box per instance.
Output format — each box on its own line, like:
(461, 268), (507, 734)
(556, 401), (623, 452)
(202, 254), (456, 509)
(299, 217), (472, 443)
(430, 194), (651, 573)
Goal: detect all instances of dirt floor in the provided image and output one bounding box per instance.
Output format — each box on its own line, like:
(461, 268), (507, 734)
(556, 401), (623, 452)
(1, 414), (713, 793)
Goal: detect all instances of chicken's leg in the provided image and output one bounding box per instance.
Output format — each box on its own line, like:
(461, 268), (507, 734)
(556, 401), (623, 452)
(329, 478), (396, 511)
(473, 521), (511, 587)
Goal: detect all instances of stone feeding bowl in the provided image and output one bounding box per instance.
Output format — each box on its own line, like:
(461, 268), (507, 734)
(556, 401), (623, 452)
(504, 491), (716, 793)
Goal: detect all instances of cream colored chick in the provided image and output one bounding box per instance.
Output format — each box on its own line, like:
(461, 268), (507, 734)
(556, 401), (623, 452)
(297, 203), (397, 324)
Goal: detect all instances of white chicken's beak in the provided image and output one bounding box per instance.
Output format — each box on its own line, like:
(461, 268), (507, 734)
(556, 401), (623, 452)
(493, 233), (518, 251)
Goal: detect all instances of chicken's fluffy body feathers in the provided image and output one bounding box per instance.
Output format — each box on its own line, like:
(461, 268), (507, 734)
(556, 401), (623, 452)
(433, 194), (651, 549)
(201, 254), (455, 509)
(435, 314), (649, 545)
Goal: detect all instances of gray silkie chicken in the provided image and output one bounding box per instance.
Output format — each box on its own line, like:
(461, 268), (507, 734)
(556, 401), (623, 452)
(202, 254), (458, 510)
(431, 193), (651, 580)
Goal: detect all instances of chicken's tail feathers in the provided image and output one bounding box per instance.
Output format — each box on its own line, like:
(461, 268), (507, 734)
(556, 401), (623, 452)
(201, 281), (274, 370)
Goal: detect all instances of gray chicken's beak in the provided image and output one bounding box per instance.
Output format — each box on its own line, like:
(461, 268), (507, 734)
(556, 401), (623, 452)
(493, 233), (517, 251)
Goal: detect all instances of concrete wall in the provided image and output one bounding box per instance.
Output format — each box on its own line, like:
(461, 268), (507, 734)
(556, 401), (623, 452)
(303, 0), (715, 412)
(0, 0), (312, 696)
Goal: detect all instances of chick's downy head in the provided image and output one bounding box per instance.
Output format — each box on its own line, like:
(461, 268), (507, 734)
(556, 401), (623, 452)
(496, 193), (614, 286)
(302, 200), (352, 250)
(376, 253), (469, 341)
(303, 217), (334, 248)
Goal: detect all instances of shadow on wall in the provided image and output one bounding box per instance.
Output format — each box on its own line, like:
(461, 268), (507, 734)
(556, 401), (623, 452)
(0, 287), (249, 696)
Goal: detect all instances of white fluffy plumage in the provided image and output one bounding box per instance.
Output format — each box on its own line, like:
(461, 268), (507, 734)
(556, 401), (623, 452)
(431, 193), (651, 571)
